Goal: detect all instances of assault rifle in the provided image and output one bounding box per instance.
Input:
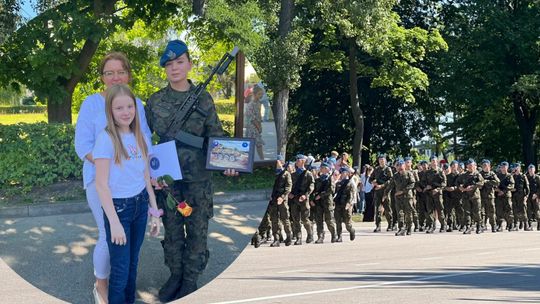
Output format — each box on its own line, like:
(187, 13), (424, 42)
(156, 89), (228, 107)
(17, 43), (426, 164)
(164, 46), (239, 149)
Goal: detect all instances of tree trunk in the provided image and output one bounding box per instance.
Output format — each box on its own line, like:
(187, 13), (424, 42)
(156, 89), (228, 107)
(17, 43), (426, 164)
(273, 89), (289, 156)
(512, 94), (537, 165)
(272, 0), (294, 157)
(348, 37), (364, 168)
(47, 0), (117, 123)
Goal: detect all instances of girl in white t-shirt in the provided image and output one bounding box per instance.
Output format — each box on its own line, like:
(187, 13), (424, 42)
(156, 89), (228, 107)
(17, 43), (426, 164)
(93, 84), (161, 304)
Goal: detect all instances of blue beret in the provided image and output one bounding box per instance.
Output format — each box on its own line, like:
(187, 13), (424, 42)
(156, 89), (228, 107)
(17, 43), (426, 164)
(160, 40), (188, 67)
(481, 159), (490, 165)
(500, 161), (509, 167)
(377, 154), (386, 159)
(404, 156), (413, 161)
(419, 160), (427, 165)
(528, 164), (535, 169)
(320, 162), (331, 169)
(429, 155), (438, 161)
(459, 162), (465, 168)
(296, 154), (307, 160)
(339, 166), (352, 173)
(277, 154), (285, 161)
(450, 160), (459, 166)
(465, 158), (476, 165)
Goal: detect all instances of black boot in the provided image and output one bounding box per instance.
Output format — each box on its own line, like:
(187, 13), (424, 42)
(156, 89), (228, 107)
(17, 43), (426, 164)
(350, 228), (356, 241)
(439, 224), (446, 233)
(330, 233), (337, 243)
(386, 223), (392, 232)
(284, 234), (292, 246)
(406, 227), (412, 235)
(315, 233), (324, 244)
(395, 228), (406, 236)
(270, 234), (280, 247)
(463, 225), (472, 234)
(336, 234), (343, 242)
(519, 221), (524, 230)
(252, 233), (262, 248)
(373, 224), (381, 233)
(306, 233), (314, 244)
(537, 222), (540, 231)
(525, 222), (533, 231)
(476, 223), (482, 234)
(491, 225), (496, 233)
(175, 279), (198, 299)
(158, 273), (183, 303)
(294, 233), (302, 245)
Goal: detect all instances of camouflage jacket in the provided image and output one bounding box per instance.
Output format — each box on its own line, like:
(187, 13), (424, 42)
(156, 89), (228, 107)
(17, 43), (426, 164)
(369, 165), (393, 191)
(456, 170), (484, 198)
(496, 172), (515, 198)
(291, 169), (315, 199)
(334, 178), (356, 208)
(526, 173), (540, 197)
(512, 173), (530, 196)
(444, 171), (462, 199)
(145, 82), (224, 182)
(313, 175), (335, 209)
(480, 170), (500, 199)
(271, 169), (292, 202)
(425, 167), (447, 192)
(385, 170), (416, 198)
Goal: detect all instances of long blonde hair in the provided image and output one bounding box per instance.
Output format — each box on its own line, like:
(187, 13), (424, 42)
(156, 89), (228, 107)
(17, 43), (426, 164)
(104, 84), (148, 164)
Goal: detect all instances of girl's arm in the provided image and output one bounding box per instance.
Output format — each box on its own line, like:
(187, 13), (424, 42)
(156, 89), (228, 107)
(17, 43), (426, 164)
(95, 158), (126, 245)
(145, 163), (161, 237)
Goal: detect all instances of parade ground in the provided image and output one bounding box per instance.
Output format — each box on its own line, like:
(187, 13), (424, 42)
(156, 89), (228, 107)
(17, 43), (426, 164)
(1, 197), (539, 304)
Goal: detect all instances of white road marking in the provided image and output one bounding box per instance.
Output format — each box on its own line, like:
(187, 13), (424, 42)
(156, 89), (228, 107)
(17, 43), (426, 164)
(209, 265), (533, 304)
(355, 262), (380, 267)
(276, 269), (307, 274)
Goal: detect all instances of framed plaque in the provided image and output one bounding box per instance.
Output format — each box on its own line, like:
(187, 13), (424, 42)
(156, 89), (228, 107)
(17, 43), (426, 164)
(206, 137), (255, 173)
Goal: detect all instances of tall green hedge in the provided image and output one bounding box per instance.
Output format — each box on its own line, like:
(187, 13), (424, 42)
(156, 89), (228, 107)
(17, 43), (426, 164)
(0, 123), (81, 190)
(0, 105), (47, 114)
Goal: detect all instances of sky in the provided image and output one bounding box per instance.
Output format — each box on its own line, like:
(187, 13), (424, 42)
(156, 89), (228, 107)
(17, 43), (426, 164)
(20, 0), (38, 21)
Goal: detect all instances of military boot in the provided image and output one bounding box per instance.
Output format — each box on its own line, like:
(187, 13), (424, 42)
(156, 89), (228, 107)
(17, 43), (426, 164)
(284, 233), (292, 246)
(537, 221), (540, 231)
(439, 224), (446, 233)
(386, 223), (393, 232)
(491, 225), (496, 233)
(336, 234), (343, 242)
(306, 233), (314, 244)
(476, 223), (482, 234)
(175, 279), (198, 299)
(350, 228), (356, 241)
(330, 232), (337, 243)
(524, 222), (533, 231)
(252, 233), (262, 248)
(270, 234), (281, 247)
(519, 221), (524, 230)
(395, 228), (406, 236)
(315, 233), (324, 244)
(373, 223), (381, 233)
(158, 272), (183, 303)
(463, 225), (472, 234)
(294, 233), (302, 245)
(406, 226), (412, 235)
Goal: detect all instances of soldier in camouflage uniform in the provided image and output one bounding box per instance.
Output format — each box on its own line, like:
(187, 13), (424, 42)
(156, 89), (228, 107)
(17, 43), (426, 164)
(288, 154), (315, 245)
(404, 157), (420, 232)
(424, 156), (447, 233)
(384, 159), (416, 236)
(511, 163), (531, 231)
(480, 159), (500, 232)
(267, 155), (293, 247)
(495, 162), (515, 231)
(145, 40), (236, 302)
(416, 161), (429, 231)
(334, 167), (357, 242)
(456, 159), (484, 234)
(526, 164), (540, 230)
(369, 155), (394, 232)
(444, 161), (462, 232)
(311, 162), (337, 243)
(251, 206), (272, 248)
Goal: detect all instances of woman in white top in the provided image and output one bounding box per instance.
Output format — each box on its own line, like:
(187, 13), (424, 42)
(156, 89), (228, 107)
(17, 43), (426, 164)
(93, 84), (160, 304)
(74, 52), (151, 303)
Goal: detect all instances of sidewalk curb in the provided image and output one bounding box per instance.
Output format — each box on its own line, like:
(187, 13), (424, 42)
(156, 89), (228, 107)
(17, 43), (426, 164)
(0, 189), (272, 219)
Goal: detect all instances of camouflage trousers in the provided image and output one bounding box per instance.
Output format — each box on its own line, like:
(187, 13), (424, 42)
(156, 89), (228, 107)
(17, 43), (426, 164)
(391, 195), (398, 227)
(373, 189), (392, 227)
(289, 199), (313, 237)
(444, 198), (462, 228)
(156, 180), (213, 281)
(495, 195), (514, 228)
(512, 193), (528, 224)
(313, 204), (336, 237)
(268, 201), (292, 237)
(527, 195), (540, 222)
(481, 197), (496, 228)
(255, 206), (272, 238)
(411, 195), (419, 228)
(462, 194), (481, 226)
(395, 195), (414, 229)
(416, 192), (426, 227)
(334, 204), (354, 236)
(425, 191), (445, 228)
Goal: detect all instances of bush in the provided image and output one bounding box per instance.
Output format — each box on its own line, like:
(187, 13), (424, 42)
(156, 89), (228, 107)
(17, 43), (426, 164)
(0, 105), (47, 114)
(0, 123), (81, 191)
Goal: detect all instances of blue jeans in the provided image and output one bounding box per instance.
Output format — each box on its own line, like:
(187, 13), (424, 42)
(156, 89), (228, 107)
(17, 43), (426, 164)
(104, 189), (149, 304)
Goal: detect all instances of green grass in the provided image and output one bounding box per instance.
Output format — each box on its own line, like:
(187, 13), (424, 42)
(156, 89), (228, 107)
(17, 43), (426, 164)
(212, 167), (274, 192)
(0, 113), (78, 125)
